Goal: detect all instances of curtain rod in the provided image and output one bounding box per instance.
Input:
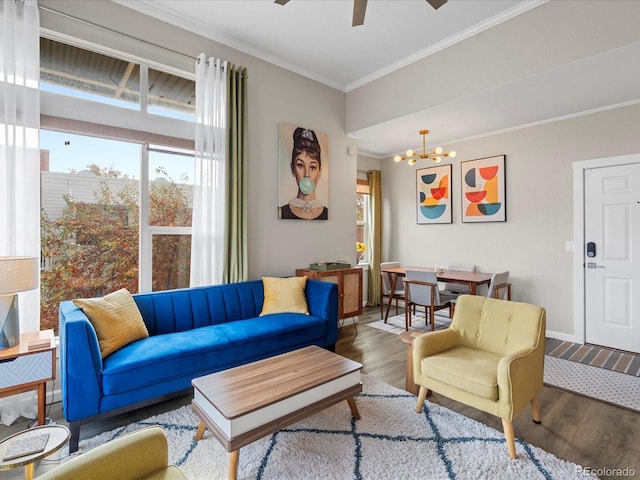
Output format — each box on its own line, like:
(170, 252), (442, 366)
(38, 4), (198, 62)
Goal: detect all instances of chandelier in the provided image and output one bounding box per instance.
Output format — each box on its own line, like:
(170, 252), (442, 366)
(393, 129), (456, 165)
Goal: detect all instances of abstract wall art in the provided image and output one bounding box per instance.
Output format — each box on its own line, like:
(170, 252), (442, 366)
(461, 155), (506, 223)
(416, 164), (452, 224)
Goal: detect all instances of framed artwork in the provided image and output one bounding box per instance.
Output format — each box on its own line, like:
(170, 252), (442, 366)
(461, 155), (506, 223)
(277, 122), (329, 220)
(416, 164), (452, 224)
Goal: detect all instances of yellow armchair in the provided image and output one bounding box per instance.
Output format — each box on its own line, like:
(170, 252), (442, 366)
(36, 426), (186, 480)
(413, 294), (546, 459)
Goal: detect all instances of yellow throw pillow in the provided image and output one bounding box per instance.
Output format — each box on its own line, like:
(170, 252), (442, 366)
(73, 288), (149, 358)
(260, 276), (309, 316)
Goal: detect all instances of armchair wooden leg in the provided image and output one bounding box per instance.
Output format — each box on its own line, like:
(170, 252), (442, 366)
(415, 386), (429, 413)
(531, 393), (542, 424)
(501, 419), (517, 459)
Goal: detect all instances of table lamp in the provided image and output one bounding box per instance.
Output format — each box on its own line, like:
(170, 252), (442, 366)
(0, 256), (39, 349)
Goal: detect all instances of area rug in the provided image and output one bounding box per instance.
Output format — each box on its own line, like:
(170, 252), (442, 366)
(367, 316), (640, 413)
(544, 355), (640, 412)
(78, 375), (596, 480)
(367, 313), (451, 334)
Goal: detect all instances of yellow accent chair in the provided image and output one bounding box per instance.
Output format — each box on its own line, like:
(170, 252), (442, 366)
(37, 426), (186, 480)
(413, 295), (546, 459)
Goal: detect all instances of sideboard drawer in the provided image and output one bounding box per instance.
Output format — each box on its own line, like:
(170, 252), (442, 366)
(0, 351), (53, 389)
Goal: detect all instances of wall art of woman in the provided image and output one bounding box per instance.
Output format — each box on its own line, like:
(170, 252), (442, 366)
(278, 124), (329, 220)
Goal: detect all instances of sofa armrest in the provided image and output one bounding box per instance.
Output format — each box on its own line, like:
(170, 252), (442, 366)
(305, 279), (338, 345)
(412, 329), (459, 382)
(36, 426), (185, 480)
(59, 301), (104, 423)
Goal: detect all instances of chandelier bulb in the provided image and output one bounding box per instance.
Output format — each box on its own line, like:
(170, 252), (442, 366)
(397, 129), (456, 166)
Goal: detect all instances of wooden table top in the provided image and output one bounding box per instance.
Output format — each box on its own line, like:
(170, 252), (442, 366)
(382, 266), (493, 284)
(192, 346), (362, 420)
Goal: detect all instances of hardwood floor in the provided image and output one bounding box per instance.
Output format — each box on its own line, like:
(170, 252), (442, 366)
(2, 306), (638, 479)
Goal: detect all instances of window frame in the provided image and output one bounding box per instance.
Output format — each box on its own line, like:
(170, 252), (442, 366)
(40, 35), (196, 307)
(356, 179), (370, 265)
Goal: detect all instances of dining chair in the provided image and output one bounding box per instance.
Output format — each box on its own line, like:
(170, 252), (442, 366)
(487, 271), (512, 300)
(380, 261), (406, 321)
(450, 271), (511, 317)
(403, 269), (451, 331)
(439, 263), (476, 303)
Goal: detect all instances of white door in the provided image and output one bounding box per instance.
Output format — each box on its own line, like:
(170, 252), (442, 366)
(584, 163), (640, 353)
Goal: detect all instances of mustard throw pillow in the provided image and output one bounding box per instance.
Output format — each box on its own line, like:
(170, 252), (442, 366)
(260, 276), (309, 316)
(73, 288), (149, 358)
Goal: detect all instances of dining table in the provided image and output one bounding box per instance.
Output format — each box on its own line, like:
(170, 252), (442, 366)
(381, 266), (494, 322)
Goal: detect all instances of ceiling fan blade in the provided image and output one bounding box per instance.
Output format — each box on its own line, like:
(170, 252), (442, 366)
(352, 0), (367, 27)
(274, 0), (289, 5)
(426, 0), (447, 10)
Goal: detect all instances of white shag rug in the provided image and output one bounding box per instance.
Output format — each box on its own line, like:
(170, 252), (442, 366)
(78, 375), (597, 480)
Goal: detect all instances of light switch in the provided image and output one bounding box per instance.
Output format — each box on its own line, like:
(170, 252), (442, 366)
(565, 241), (574, 252)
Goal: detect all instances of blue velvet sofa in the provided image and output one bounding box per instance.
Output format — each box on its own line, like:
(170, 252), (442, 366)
(58, 279), (338, 452)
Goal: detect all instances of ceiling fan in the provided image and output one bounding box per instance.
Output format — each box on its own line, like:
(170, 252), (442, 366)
(274, 0), (448, 27)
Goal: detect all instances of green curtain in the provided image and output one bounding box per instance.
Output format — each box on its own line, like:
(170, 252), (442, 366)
(367, 170), (382, 306)
(223, 64), (249, 283)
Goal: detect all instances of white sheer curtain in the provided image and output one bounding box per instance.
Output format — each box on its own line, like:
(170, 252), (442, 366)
(0, 0), (41, 425)
(190, 54), (227, 286)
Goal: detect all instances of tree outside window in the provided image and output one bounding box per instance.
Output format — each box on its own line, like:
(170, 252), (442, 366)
(40, 132), (193, 333)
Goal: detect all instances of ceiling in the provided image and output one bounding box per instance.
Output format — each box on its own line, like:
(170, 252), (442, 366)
(117, 0), (640, 158)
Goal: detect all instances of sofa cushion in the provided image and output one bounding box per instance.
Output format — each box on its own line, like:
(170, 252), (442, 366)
(101, 313), (327, 395)
(260, 276), (308, 316)
(422, 346), (502, 400)
(73, 289), (149, 358)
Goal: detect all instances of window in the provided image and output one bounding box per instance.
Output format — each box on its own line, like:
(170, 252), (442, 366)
(40, 37), (195, 120)
(356, 179), (370, 264)
(39, 37), (196, 332)
(40, 37), (141, 110)
(145, 147), (194, 291)
(40, 131), (195, 331)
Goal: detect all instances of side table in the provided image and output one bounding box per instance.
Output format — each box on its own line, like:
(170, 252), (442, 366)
(400, 330), (425, 396)
(0, 424), (70, 480)
(0, 330), (56, 426)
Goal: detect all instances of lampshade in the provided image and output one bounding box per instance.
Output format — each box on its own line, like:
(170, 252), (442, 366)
(0, 256), (39, 349)
(0, 256), (39, 295)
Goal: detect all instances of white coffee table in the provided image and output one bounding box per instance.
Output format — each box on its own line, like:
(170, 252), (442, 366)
(191, 345), (362, 480)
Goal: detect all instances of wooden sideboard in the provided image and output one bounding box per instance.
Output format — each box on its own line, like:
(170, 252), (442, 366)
(296, 266), (363, 320)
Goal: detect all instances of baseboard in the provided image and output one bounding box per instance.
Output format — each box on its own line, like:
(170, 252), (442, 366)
(546, 329), (579, 343)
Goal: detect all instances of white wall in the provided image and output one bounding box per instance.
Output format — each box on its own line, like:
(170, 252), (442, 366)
(379, 103), (640, 339)
(39, 0), (358, 281)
